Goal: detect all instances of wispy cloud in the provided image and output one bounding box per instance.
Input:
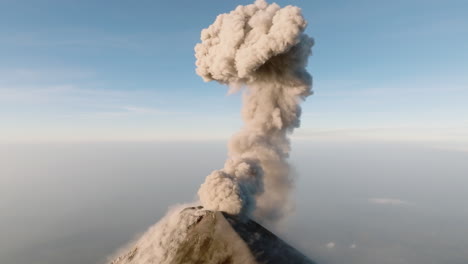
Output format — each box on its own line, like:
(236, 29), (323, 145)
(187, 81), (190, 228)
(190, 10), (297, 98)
(1, 30), (143, 50)
(122, 106), (165, 115)
(0, 28), (197, 53)
(293, 125), (468, 143)
(315, 78), (468, 98)
(326, 242), (336, 249)
(0, 67), (184, 128)
(0, 68), (95, 84)
(0, 66), (233, 142)
(0, 84), (148, 105)
(0, 67), (165, 110)
(368, 198), (412, 206)
(76, 105), (184, 120)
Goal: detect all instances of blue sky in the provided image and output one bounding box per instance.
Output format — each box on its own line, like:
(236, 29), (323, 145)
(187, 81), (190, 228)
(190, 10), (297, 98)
(1, 0), (467, 143)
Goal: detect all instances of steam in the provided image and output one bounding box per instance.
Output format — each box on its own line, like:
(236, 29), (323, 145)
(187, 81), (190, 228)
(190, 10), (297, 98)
(196, 0), (313, 221)
(109, 1), (313, 263)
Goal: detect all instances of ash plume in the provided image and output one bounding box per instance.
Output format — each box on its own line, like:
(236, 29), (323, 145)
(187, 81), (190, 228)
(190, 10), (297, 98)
(196, 0), (313, 222)
(109, 1), (313, 263)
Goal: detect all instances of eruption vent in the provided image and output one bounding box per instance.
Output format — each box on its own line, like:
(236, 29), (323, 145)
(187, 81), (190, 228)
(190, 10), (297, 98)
(195, 0), (313, 221)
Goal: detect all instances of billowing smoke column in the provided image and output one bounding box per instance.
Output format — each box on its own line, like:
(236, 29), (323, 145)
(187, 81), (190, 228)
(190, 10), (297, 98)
(196, 0), (313, 221)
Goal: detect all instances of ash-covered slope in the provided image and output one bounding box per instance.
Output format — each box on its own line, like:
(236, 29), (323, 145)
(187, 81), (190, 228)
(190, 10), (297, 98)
(111, 207), (315, 264)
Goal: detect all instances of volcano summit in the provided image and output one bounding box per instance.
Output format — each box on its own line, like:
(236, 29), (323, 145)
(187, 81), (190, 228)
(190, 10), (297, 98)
(111, 207), (315, 264)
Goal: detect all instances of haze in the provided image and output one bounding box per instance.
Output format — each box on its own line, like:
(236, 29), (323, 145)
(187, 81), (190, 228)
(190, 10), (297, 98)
(1, 141), (467, 264)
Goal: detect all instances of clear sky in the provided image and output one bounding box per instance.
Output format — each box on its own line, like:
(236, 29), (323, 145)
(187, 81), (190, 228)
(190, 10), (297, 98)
(1, 0), (467, 143)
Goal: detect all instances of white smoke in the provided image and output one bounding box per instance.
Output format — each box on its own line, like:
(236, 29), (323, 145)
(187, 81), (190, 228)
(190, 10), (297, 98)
(109, 1), (313, 262)
(196, 0), (313, 221)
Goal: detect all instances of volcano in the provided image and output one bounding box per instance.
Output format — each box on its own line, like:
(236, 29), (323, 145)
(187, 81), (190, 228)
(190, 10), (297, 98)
(111, 207), (315, 264)
(110, 1), (316, 263)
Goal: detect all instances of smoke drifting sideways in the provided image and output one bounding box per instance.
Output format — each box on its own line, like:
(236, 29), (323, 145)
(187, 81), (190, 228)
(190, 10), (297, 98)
(109, 1), (313, 263)
(195, 0), (313, 222)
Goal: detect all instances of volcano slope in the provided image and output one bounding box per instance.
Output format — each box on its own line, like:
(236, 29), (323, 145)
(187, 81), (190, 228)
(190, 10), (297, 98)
(111, 207), (315, 264)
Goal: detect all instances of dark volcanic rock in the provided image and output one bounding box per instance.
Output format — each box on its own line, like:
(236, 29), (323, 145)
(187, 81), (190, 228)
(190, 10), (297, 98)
(222, 212), (314, 264)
